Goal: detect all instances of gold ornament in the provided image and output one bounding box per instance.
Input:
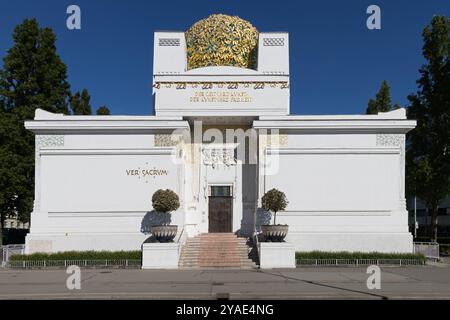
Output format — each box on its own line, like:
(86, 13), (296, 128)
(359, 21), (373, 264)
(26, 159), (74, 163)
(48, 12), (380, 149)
(185, 14), (259, 70)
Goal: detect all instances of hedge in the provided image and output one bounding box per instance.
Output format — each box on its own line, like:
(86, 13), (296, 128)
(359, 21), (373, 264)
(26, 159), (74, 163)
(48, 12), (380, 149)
(295, 251), (426, 263)
(10, 250), (141, 261)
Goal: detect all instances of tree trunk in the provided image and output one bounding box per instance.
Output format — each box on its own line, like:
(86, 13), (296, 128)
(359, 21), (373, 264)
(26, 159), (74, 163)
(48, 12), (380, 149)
(430, 205), (438, 243)
(274, 212), (277, 225)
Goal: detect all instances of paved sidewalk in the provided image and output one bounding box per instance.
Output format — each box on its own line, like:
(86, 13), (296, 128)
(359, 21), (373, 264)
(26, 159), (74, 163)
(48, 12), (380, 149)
(1, 266), (450, 299)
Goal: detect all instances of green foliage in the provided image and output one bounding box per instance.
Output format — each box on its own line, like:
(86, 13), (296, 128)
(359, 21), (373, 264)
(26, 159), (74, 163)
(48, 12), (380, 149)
(261, 188), (288, 225)
(10, 250), (141, 261)
(376, 80), (392, 112)
(440, 244), (450, 256)
(366, 99), (378, 115)
(96, 105), (110, 115)
(151, 189), (180, 214)
(0, 19), (71, 116)
(406, 16), (450, 242)
(70, 89), (92, 115)
(295, 251), (426, 263)
(262, 189), (288, 213)
(0, 19), (71, 240)
(366, 80), (393, 114)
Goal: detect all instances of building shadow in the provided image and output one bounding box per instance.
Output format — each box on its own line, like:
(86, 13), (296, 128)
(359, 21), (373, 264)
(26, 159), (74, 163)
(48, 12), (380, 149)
(140, 211), (171, 234)
(255, 208), (272, 232)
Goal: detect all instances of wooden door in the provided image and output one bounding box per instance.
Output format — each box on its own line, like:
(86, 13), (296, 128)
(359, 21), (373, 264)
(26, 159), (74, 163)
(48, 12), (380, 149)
(208, 196), (232, 233)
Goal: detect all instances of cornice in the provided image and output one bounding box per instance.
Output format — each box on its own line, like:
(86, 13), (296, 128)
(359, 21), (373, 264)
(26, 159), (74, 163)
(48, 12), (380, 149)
(25, 119), (190, 134)
(253, 119), (416, 134)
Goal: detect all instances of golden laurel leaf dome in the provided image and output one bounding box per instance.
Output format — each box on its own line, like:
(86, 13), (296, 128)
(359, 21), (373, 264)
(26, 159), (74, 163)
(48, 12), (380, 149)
(185, 14), (259, 70)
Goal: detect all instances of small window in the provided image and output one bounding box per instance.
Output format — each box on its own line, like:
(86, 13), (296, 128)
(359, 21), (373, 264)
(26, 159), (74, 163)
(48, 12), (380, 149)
(209, 186), (232, 197)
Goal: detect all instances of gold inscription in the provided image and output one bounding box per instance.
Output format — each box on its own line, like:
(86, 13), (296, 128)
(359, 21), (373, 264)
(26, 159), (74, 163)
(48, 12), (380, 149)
(126, 169), (168, 177)
(126, 165), (168, 183)
(189, 91), (252, 103)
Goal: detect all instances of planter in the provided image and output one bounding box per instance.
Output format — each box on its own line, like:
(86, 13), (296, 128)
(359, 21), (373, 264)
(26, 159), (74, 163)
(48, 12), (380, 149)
(261, 225), (288, 242)
(151, 225), (178, 242)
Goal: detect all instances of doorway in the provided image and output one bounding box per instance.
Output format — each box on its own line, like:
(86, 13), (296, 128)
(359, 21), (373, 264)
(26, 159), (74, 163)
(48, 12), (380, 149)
(208, 185), (233, 233)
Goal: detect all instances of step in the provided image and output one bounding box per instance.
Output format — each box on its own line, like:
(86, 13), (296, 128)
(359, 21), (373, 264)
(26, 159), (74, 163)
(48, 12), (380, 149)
(182, 253), (248, 257)
(181, 257), (250, 261)
(182, 251), (248, 255)
(181, 256), (249, 261)
(179, 234), (257, 269)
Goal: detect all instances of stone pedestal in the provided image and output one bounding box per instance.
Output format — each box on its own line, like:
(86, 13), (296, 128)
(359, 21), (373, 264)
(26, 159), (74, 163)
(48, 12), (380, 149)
(258, 242), (296, 269)
(142, 243), (180, 269)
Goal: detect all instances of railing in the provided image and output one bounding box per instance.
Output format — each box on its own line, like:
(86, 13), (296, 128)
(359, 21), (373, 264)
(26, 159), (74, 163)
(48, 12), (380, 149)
(296, 259), (424, 267)
(176, 227), (187, 245)
(253, 229), (260, 265)
(6, 259), (141, 269)
(413, 242), (440, 261)
(176, 227), (187, 259)
(1, 244), (25, 266)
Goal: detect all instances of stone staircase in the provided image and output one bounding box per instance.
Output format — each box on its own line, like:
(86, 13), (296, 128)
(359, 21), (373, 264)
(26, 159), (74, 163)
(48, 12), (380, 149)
(179, 233), (257, 269)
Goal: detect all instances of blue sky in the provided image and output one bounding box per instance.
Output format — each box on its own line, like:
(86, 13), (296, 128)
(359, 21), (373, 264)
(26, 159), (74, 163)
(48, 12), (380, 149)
(0, 0), (448, 115)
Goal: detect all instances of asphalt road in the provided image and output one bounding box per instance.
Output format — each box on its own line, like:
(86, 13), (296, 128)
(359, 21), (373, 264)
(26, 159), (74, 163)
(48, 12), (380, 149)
(0, 265), (450, 299)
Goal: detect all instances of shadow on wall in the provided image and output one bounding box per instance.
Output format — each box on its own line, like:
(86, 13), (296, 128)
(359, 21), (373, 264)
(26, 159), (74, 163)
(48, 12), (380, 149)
(255, 208), (271, 231)
(140, 211), (172, 235)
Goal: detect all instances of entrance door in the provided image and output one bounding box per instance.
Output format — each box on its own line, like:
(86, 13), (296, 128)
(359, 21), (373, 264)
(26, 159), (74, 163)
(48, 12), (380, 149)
(208, 186), (233, 233)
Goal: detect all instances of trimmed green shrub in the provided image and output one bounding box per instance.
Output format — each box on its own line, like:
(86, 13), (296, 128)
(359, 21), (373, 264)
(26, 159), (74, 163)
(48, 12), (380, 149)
(295, 251), (426, 263)
(10, 250), (141, 261)
(151, 189), (180, 214)
(261, 188), (288, 225)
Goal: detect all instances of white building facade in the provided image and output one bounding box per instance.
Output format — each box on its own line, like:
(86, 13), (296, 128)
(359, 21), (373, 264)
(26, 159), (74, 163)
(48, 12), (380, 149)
(24, 15), (416, 254)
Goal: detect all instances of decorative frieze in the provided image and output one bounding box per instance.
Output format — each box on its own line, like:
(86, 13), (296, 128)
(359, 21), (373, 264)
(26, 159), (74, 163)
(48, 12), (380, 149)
(36, 135), (64, 148)
(259, 133), (288, 150)
(154, 134), (182, 147)
(202, 148), (236, 168)
(153, 81), (289, 90)
(376, 134), (404, 147)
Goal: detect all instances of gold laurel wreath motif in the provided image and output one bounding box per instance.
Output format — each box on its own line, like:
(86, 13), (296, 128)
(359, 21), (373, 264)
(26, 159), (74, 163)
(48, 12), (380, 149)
(152, 82), (289, 89)
(185, 14), (259, 70)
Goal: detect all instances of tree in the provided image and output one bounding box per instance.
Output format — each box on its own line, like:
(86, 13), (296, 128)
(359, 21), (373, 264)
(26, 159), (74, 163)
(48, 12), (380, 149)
(151, 189), (180, 215)
(0, 19), (71, 243)
(96, 105), (110, 115)
(0, 19), (71, 116)
(366, 80), (393, 114)
(406, 16), (450, 242)
(70, 89), (92, 115)
(366, 99), (378, 115)
(261, 188), (288, 225)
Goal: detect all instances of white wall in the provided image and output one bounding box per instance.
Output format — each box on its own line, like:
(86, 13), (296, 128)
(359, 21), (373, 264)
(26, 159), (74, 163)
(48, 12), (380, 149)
(255, 115), (414, 253)
(265, 151), (399, 212)
(26, 128), (187, 253)
(153, 31), (290, 117)
(40, 152), (180, 215)
(154, 83), (289, 117)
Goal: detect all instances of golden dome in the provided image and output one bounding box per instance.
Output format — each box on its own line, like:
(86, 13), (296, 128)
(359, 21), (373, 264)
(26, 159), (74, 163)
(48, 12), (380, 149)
(185, 14), (259, 70)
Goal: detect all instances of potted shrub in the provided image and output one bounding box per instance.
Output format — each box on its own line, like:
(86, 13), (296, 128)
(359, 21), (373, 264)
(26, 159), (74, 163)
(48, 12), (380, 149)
(261, 188), (289, 242)
(150, 189), (180, 242)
